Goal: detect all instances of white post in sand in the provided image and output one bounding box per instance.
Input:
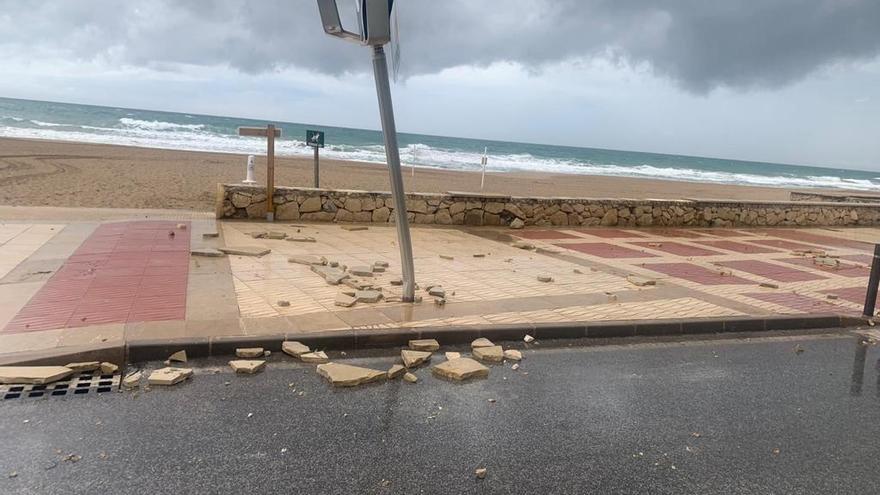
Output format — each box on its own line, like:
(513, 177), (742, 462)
(243, 155), (257, 184)
(480, 147), (488, 191)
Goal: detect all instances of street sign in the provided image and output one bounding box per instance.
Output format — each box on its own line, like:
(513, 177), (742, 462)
(306, 130), (325, 148)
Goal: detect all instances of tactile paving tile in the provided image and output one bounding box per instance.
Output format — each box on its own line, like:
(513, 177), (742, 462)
(639, 262), (754, 285)
(717, 260), (827, 282)
(743, 292), (844, 314)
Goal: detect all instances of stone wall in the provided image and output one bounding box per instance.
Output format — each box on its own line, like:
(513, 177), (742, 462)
(218, 184), (880, 228)
(790, 191), (880, 204)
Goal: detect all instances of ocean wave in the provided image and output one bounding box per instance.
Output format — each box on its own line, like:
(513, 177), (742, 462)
(30, 120), (70, 127)
(118, 117), (205, 131)
(1, 115), (24, 122)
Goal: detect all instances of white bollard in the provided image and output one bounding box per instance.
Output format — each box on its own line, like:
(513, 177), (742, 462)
(243, 155), (257, 184)
(480, 147), (488, 191)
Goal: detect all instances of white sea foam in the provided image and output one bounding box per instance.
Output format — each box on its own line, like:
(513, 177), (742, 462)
(1, 122), (878, 192)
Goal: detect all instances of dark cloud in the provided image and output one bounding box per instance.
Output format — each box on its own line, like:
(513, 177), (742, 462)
(1, 0), (879, 92)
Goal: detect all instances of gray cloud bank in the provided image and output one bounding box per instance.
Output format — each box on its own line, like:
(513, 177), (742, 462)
(2, 0), (879, 92)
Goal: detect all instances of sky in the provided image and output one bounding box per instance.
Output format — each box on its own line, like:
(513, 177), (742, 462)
(0, 0), (879, 170)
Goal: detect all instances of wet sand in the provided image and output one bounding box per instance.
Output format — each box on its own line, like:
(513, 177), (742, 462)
(0, 137), (827, 211)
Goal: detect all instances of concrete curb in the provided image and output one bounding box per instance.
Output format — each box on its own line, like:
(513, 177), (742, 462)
(0, 314), (869, 366)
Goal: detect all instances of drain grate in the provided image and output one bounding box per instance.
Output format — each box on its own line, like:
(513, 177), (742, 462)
(1, 370), (121, 400)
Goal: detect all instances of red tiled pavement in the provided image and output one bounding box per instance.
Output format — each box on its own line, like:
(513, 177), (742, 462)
(717, 260), (826, 282)
(641, 229), (710, 239)
(639, 262), (754, 285)
(823, 287), (877, 306)
(3, 221), (189, 333)
(692, 240), (781, 254)
(839, 254), (874, 265)
(556, 242), (658, 259)
(743, 292), (845, 314)
(748, 239), (825, 251)
(630, 241), (722, 257)
(575, 229), (647, 238)
(514, 230), (581, 240)
(761, 229), (874, 252)
(692, 229), (754, 238)
(776, 257), (870, 278)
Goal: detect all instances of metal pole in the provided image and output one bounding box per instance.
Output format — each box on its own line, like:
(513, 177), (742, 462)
(314, 146), (320, 188)
(267, 124), (276, 221)
(863, 244), (880, 317)
(372, 44), (415, 302)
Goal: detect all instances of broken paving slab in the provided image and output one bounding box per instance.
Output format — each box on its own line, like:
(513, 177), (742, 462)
(445, 352), (461, 360)
(512, 241), (535, 250)
(401, 349), (432, 368)
(473, 345), (505, 363)
(236, 347), (264, 358)
(349, 266), (375, 277)
(282, 341), (310, 357)
(316, 363), (386, 387)
(219, 246), (270, 257)
(266, 231), (287, 240)
(289, 255), (327, 266)
(356, 289), (383, 303)
(229, 360), (266, 374)
(99, 362), (119, 374)
(147, 367), (193, 386)
(403, 372), (418, 383)
(300, 351), (329, 364)
(168, 350), (187, 363)
(471, 338), (495, 349)
(335, 292), (357, 307)
(427, 287), (446, 298)
(122, 371), (142, 389)
(0, 366), (74, 385)
(537, 275), (554, 283)
(286, 236), (317, 242)
(432, 358), (490, 382)
(626, 275), (656, 287)
(503, 349), (523, 361)
(408, 339), (440, 352)
(311, 265), (349, 285)
(202, 232), (219, 238)
(341, 225), (369, 231)
(190, 248), (225, 257)
(387, 364), (406, 379)
(64, 361), (100, 372)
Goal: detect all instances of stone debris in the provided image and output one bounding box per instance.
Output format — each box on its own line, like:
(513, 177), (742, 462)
(286, 236), (317, 242)
(64, 361), (100, 372)
(475, 468), (488, 479)
(316, 363), (386, 387)
(473, 345), (505, 363)
(328, 261), (339, 267)
(573, 268), (584, 274)
(343, 278), (373, 290)
(401, 349), (432, 368)
(537, 275), (554, 283)
(300, 351), (330, 364)
(289, 255), (327, 266)
(349, 266), (375, 277)
(433, 298), (447, 306)
(190, 248), (225, 257)
(266, 231), (287, 240)
(503, 349), (523, 361)
(202, 232), (219, 238)
(390, 278), (403, 286)
(372, 265), (386, 273)
(249, 231), (268, 239)
(356, 289), (383, 303)
(236, 347), (264, 358)
(512, 241), (535, 250)
(427, 286), (446, 298)
(219, 246), (270, 257)
(432, 358), (490, 382)
(168, 350), (187, 363)
(439, 254), (454, 260)
(335, 292), (358, 307)
(509, 218), (525, 229)
(147, 367), (193, 386)
(277, 300), (290, 307)
(403, 372), (418, 383)
(512, 363), (520, 371)
(387, 364), (406, 379)
(471, 337), (495, 349)
(815, 256), (840, 268)
(374, 261), (390, 268)
(99, 362), (119, 374)
(445, 352), (462, 360)
(311, 265), (350, 285)
(282, 341), (310, 358)
(827, 294), (839, 300)
(627, 275), (656, 287)
(409, 339), (440, 352)
(0, 366), (74, 385)
(473, 253), (486, 258)
(229, 360), (266, 374)
(759, 282), (779, 289)
(122, 371), (142, 389)
(176, 223), (187, 230)
(341, 225), (369, 231)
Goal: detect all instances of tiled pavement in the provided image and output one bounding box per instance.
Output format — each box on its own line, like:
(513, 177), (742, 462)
(1, 206), (879, 361)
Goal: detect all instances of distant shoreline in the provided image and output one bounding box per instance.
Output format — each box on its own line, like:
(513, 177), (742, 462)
(0, 136), (850, 211)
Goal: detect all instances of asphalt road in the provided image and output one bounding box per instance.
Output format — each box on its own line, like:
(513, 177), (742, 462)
(1, 331), (879, 494)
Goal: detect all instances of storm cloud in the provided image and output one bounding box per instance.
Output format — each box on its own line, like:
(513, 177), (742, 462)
(1, 0), (879, 92)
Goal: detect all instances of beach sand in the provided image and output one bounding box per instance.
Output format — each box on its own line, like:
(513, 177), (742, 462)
(0, 137), (825, 211)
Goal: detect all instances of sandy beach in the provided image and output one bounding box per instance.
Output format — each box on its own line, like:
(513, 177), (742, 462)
(0, 137), (831, 211)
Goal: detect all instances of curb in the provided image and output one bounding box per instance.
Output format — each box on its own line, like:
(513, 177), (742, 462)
(0, 314), (869, 366)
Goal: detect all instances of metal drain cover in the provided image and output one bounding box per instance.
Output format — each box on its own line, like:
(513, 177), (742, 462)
(0, 370), (121, 400)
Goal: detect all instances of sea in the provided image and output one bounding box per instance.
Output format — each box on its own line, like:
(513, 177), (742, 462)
(1, 96), (878, 192)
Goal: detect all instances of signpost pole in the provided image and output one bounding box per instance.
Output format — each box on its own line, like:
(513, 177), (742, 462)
(314, 146), (320, 188)
(372, 44), (415, 302)
(266, 124), (276, 221)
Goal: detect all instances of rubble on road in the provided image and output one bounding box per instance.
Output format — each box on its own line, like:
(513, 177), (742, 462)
(473, 345), (504, 363)
(524, 335), (535, 343)
(168, 350), (187, 363)
(387, 364), (406, 379)
(537, 275), (553, 283)
(627, 275), (656, 287)
(289, 255), (326, 266)
(409, 339), (440, 351)
(445, 352), (461, 360)
(471, 338), (494, 349)
(317, 363), (386, 387)
(99, 362), (119, 374)
(335, 293), (357, 307)
(219, 246), (270, 257)
(356, 289), (383, 303)
(282, 341), (310, 357)
(432, 358), (489, 382)
(64, 361), (100, 372)
(190, 248), (225, 257)
(0, 366), (73, 385)
(286, 236), (316, 242)
(475, 468), (488, 479)
(401, 349), (432, 368)
(503, 349), (523, 361)
(147, 367), (193, 386)
(229, 360), (266, 374)
(300, 351), (329, 364)
(236, 347), (264, 358)
(403, 372), (418, 383)
(122, 371), (141, 389)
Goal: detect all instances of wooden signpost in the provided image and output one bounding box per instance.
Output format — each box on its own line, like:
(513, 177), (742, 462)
(238, 124), (282, 220)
